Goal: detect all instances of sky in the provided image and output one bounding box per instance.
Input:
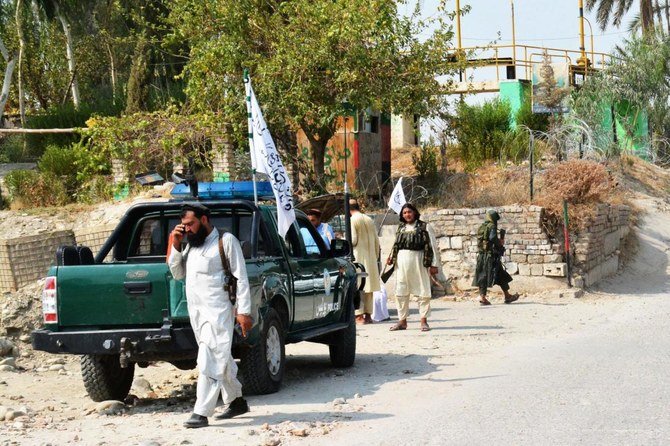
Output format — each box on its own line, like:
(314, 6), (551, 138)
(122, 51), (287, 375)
(407, 0), (636, 55)
(401, 1), (637, 137)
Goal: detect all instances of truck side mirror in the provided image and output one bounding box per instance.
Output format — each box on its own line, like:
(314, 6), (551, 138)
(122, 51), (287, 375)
(330, 239), (350, 257)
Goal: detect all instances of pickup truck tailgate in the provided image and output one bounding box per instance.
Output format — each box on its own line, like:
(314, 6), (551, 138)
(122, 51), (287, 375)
(56, 264), (170, 327)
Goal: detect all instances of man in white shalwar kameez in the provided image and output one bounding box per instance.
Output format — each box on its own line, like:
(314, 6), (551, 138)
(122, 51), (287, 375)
(349, 199), (381, 324)
(168, 203), (253, 428)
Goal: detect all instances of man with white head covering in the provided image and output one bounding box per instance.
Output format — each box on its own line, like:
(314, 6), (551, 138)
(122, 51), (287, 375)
(168, 203), (253, 428)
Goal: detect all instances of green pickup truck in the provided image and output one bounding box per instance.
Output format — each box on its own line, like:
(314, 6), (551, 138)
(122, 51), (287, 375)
(32, 190), (359, 402)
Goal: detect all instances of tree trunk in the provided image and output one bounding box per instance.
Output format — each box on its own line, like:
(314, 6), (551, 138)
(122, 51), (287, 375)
(0, 38), (16, 120)
(641, 0), (655, 36)
(53, 0), (80, 108)
(15, 0), (26, 128)
(125, 36), (153, 113)
(666, 0), (670, 34)
(106, 42), (117, 106)
(655, 0), (665, 34)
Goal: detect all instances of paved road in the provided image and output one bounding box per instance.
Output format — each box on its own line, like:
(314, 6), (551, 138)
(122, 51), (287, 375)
(307, 198), (670, 446)
(306, 293), (670, 446)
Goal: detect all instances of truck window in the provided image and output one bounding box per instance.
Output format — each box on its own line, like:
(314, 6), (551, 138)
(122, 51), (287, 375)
(133, 218), (164, 256)
(297, 218), (326, 259)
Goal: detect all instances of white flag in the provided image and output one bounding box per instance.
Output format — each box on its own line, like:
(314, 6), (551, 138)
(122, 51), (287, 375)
(388, 177), (406, 214)
(245, 77), (296, 238)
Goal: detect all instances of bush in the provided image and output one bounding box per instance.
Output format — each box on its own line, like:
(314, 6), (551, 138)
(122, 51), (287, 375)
(38, 145), (80, 195)
(4, 170), (68, 208)
(412, 144), (441, 185)
(25, 101), (122, 159)
(0, 135), (26, 163)
(453, 99), (512, 170)
(515, 101), (549, 133)
(536, 160), (615, 229)
(77, 175), (115, 204)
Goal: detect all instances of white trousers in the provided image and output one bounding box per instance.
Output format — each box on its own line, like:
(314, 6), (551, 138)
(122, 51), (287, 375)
(193, 369), (243, 417)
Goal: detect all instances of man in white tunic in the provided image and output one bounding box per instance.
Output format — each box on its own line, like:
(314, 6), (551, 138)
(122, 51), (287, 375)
(168, 203), (253, 428)
(350, 199), (381, 324)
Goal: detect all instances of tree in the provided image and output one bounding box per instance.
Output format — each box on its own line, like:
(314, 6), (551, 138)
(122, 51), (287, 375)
(572, 35), (670, 157)
(586, 0), (655, 35)
(0, 34), (16, 119)
(168, 0), (455, 180)
(535, 50), (570, 113)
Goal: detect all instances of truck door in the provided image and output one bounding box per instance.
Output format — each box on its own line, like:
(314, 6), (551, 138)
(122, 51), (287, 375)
(282, 223), (317, 330)
(294, 218), (343, 326)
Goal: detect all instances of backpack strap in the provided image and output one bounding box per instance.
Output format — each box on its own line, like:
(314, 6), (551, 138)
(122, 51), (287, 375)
(218, 233), (237, 305)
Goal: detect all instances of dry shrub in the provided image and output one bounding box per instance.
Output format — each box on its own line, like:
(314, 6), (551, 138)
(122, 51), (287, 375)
(433, 165), (530, 209)
(536, 160), (615, 229)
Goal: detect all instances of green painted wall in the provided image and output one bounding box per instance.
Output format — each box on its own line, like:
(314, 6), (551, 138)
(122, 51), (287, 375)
(499, 80), (531, 129)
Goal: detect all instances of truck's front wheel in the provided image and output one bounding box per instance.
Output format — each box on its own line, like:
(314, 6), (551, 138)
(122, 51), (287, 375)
(329, 292), (356, 367)
(81, 354), (135, 402)
(238, 308), (285, 395)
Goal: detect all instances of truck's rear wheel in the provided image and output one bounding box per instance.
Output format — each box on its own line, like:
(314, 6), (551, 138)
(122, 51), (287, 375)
(329, 292), (356, 367)
(238, 308), (285, 395)
(81, 354), (135, 402)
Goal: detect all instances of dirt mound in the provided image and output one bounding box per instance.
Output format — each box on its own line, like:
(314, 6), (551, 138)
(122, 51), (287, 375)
(1, 279), (45, 338)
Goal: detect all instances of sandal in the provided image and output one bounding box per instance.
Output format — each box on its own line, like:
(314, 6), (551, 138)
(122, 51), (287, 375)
(389, 323), (407, 331)
(479, 298), (491, 306)
(504, 293), (520, 304)
(420, 322), (430, 332)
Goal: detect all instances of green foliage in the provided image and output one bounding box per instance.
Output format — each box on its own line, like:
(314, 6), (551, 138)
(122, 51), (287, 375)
(4, 169), (68, 208)
(412, 144), (440, 186)
(516, 101), (549, 133)
(453, 99), (512, 169)
(38, 145), (80, 196)
(0, 136), (25, 163)
(83, 109), (226, 180)
(572, 35), (670, 159)
(76, 176), (115, 205)
(168, 0), (457, 179)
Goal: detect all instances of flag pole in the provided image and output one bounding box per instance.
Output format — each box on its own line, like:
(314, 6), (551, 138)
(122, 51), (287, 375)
(244, 69), (258, 206)
(343, 116), (354, 262)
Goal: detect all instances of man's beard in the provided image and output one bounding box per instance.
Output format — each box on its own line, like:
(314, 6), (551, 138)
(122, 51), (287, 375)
(187, 225), (209, 247)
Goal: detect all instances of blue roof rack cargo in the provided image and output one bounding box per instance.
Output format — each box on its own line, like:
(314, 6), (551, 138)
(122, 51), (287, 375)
(171, 181), (274, 200)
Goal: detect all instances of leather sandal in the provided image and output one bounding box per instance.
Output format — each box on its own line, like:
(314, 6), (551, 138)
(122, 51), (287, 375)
(479, 297), (491, 306)
(389, 322), (407, 331)
(420, 322), (430, 332)
(504, 293), (520, 304)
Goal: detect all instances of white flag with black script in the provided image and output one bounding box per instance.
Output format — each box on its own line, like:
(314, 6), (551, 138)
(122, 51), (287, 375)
(388, 177), (406, 214)
(245, 78), (296, 238)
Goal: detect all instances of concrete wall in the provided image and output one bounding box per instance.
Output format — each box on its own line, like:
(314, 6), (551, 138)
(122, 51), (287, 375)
(390, 114), (417, 150)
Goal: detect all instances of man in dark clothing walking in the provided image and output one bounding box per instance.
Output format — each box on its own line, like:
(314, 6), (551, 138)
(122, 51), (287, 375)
(472, 210), (519, 306)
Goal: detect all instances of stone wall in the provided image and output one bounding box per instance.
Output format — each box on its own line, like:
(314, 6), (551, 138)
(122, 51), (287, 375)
(422, 206), (567, 291)
(571, 204), (631, 287)
(381, 204), (631, 293)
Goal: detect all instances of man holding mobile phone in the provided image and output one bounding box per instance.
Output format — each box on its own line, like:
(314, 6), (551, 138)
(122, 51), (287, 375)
(168, 202), (253, 428)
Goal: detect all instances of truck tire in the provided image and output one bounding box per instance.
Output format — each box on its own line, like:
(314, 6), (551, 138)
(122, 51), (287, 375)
(239, 308), (285, 395)
(329, 292), (356, 367)
(81, 354), (135, 402)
